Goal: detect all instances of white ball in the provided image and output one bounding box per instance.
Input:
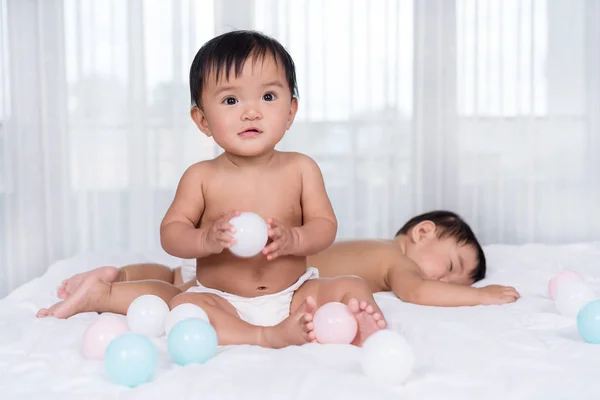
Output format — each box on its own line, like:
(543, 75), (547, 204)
(362, 330), (415, 385)
(164, 303), (210, 335)
(555, 281), (596, 318)
(126, 294), (170, 337)
(229, 212), (268, 258)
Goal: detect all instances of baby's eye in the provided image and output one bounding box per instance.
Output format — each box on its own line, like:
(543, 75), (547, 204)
(263, 92), (276, 101)
(223, 97), (237, 105)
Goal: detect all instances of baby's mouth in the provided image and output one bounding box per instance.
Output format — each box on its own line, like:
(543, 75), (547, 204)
(238, 128), (262, 138)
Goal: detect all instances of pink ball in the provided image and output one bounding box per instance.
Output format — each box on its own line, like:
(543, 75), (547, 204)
(82, 315), (130, 359)
(313, 302), (358, 344)
(548, 270), (584, 301)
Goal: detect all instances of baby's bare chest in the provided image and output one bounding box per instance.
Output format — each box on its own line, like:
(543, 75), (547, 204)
(201, 169), (303, 228)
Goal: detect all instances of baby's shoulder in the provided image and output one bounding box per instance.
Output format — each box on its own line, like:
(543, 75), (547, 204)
(178, 159), (219, 185)
(185, 159), (219, 174)
(276, 151), (320, 172)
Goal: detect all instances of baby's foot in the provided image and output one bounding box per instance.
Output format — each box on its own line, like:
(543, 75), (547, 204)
(39, 275), (110, 319)
(261, 296), (317, 349)
(347, 298), (387, 346)
(57, 266), (119, 299)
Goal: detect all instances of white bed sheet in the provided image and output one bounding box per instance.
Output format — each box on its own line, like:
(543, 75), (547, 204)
(1, 243), (600, 400)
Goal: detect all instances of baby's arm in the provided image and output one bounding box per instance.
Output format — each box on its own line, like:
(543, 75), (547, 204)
(386, 258), (520, 306)
(263, 155), (337, 260)
(160, 163), (236, 259)
(293, 155), (337, 255)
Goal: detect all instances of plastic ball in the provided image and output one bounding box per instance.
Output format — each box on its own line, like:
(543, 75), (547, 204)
(104, 333), (158, 387)
(313, 302), (358, 344)
(168, 318), (218, 365)
(229, 212), (268, 258)
(362, 330), (415, 385)
(82, 315), (130, 359)
(164, 303), (210, 335)
(126, 294), (170, 337)
(577, 299), (600, 344)
(548, 270), (583, 300)
(555, 280), (596, 318)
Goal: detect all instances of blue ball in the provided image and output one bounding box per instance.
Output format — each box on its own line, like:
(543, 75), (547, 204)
(168, 318), (218, 365)
(104, 333), (158, 387)
(577, 299), (600, 344)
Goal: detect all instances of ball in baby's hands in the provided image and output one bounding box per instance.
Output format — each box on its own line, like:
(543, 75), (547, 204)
(229, 212), (268, 258)
(362, 329), (415, 385)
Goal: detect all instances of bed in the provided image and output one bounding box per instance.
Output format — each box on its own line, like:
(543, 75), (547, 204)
(1, 243), (600, 400)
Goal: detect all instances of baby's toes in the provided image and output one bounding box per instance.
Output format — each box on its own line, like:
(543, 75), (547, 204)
(347, 298), (360, 313)
(302, 312), (313, 323)
(304, 321), (314, 333)
(376, 319), (387, 329)
(372, 312), (383, 321)
(36, 308), (49, 318)
(359, 300), (368, 311)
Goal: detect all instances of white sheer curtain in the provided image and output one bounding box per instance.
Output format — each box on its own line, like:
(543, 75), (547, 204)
(1, 0), (599, 297)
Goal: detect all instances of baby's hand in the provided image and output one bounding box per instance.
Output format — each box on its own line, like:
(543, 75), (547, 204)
(262, 218), (300, 261)
(202, 210), (241, 254)
(477, 285), (520, 305)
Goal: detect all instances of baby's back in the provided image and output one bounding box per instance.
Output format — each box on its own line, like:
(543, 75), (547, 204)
(310, 240), (402, 292)
(196, 152), (308, 297)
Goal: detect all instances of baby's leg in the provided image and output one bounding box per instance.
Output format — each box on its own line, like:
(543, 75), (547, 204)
(58, 263), (180, 299)
(39, 276), (182, 319)
(169, 292), (317, 349)
(291, 276), (387, 346)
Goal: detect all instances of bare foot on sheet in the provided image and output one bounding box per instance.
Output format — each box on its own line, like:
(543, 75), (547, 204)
(347, 298), (387, 347)
(38, 276), (110, 319)
(262, 296), (317, 349)
(57, 266), (119, 299)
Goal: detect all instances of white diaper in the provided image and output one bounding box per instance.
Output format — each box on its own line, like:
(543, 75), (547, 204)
(185, 267), (319, 326)
(180, 258), (197, 282)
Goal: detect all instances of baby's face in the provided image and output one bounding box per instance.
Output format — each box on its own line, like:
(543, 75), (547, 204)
(198, 55), (297, 157)
(408, 237), (478, 285)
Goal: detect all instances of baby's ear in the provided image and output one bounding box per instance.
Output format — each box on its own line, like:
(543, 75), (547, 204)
(286, 97), (299, 129)
(190, 106), (211, 137)
(411, 221), (436, 243)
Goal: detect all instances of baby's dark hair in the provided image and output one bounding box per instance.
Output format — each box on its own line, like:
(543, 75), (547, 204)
(189, 30), (298, 108)
(395, 210), (486, 282)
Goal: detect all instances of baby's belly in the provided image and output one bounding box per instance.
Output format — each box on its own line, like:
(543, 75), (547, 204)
(195, 255), (308, 297)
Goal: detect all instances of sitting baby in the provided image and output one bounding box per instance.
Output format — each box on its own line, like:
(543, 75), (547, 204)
(37, 30), (386, 348)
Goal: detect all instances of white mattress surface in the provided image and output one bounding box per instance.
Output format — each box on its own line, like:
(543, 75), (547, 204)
(1, 243), (600, 400)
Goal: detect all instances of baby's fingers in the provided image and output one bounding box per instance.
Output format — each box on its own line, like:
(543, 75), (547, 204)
(262, 241), (280, 258)
(216, 231), (236, 247)
(216, 220), (236, 234)
(268, 226), (282, 239)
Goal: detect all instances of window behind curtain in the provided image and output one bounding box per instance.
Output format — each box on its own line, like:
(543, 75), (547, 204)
(0, 0), (9, 294)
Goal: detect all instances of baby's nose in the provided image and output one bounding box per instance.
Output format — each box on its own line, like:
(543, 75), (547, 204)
(242, 105), (262, 120)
